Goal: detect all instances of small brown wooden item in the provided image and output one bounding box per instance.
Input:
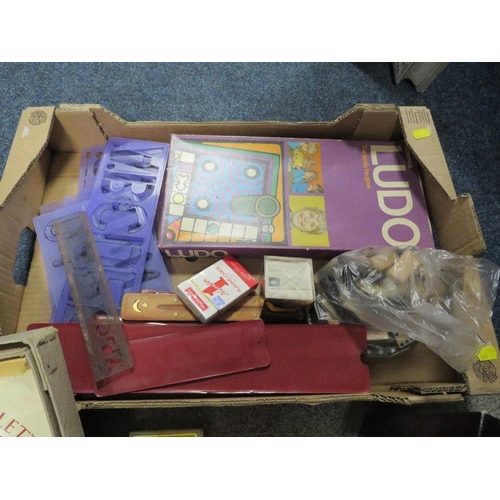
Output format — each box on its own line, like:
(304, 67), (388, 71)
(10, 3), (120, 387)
(121, 292), (264, 322)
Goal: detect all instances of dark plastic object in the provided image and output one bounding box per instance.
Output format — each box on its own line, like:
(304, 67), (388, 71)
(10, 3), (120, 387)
(361, 411), (500, 437)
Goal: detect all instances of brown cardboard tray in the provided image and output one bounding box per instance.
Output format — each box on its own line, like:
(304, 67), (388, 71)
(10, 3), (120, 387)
(1, 103), (499, 409)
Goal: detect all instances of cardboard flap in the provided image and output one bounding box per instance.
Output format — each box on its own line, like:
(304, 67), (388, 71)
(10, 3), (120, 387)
(90, 104), (401, 143)
(399, 106), (457, 199)
(351, 104), (402, 141)
(369, 341), (462, 386)
(91, 105), (280, 141)
(74, 391), (465, 410)
(89, 105), (345, 142)
(371, 391), (465, 404)
(51, 104), (106, 152)
(389, 382), (468, 395)
(0, 106), (55, 207)
(399, 106), (485, 255)
(422, 173), (486, 254)
(464, 322), (500, 395)
(0, 107), (54, 336)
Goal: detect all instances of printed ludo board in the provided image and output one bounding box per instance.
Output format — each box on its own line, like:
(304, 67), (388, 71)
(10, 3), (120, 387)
(158, 135), (435, 258)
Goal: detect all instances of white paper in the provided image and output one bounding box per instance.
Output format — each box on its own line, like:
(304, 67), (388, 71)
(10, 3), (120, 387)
(0, 360), (53, 437)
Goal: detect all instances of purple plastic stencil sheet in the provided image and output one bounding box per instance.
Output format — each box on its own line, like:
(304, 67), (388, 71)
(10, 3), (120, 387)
(39, 195), (80, 215)
(77, 145), (172, 292)
(141, 232), (174, 293)
(34, 201), (89, 311)
(34, 201), (149, 317)
(86, 137), (170, 292)
(51, 138), (170, 322)
(51, 232), (173, 323)
(78, 146), (104, 202)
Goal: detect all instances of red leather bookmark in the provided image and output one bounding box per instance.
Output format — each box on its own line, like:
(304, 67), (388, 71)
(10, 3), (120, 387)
(28, 321), (270, 397)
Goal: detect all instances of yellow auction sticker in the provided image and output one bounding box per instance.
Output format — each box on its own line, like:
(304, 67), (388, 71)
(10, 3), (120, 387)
(477, 345), (498, 362)
(413, 128), (431, 140)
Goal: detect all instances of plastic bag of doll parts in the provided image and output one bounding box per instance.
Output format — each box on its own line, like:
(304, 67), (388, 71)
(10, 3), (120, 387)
(314, 246), (500, 373)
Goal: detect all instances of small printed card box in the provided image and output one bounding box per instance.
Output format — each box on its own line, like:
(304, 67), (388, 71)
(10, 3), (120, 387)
(176, 256), (258, 323)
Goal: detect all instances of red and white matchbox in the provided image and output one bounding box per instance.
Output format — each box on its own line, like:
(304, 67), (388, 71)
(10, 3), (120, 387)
(176, 256), (259, 323)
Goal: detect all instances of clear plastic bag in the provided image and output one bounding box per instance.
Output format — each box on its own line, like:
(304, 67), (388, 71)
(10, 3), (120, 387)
(314, 246), (500, 373)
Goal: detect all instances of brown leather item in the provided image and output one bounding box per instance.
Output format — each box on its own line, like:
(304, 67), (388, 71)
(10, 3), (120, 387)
(28, 320), (270, 396)
(139, 322), (370, 396)
(29, 321), (369, 396)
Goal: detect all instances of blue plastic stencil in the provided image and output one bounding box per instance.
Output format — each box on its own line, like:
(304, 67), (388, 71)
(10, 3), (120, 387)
(141, 233), (173, 292)
(78, 146), (104, 201)
(52, 211), (134, 386)
(85, 137), (170, 294)
(34, 201), (88, 310)
(51, 233), (170, 322)
(34, 138), (171, 322)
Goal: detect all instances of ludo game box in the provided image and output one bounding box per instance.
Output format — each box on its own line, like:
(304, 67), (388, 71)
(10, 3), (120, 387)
(157, 135), (434, 258)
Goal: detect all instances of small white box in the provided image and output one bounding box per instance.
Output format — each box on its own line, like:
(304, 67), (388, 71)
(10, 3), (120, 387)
(176, 256), (258, 323)
(264, 256), (315, 307)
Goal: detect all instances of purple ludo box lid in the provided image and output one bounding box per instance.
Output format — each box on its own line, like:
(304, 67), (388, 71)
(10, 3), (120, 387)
(158, 135), (434, 258)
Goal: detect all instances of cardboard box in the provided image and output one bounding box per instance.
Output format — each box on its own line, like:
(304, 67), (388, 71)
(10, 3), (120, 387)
(0, 326), (84, 436)
(259, 255), (316, 324)
(176, 255), (258, 323)
(158, 134), (434, 258)
(263, 256), (315, 307)
(1, 103), (499, 411)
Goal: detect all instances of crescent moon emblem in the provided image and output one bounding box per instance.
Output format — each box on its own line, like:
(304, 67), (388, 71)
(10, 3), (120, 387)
(132, 298), (143, 313)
